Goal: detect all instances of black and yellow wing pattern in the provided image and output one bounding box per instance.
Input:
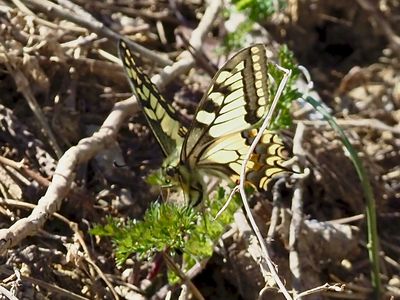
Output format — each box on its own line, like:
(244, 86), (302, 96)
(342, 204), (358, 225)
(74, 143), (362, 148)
(180, 45), (290, 203)
(118, 40), (186, 157)
(119, 40), (291, 206)
(182, 45), (269, 159)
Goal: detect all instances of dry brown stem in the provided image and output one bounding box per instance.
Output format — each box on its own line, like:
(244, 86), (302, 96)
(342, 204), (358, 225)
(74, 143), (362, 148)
(23, 0), (172, 66)
(0, 99), (137, 255)
(355, 0), (400, 56)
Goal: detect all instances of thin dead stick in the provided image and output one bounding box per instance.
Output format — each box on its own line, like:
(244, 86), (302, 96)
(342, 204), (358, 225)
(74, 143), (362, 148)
(234, 210), (277, 289)
(0, 285), (19, 300)
(355, 0), (400, 56)
(11, 0), (87, 33)
(0, 265), (89, 300)
(0, 98), (138, 255)
(288, 124), (311, 295)
(151, 0), (221, 89)
(0, 198), (120, 299)
(109, 5), (178, 24)
(2, 48), (63, 158)
(295, 283), (345, 299)
(288, 124), (306, 297)
(266, 178), (287, 243)
(214, 186), (239, 220)
(154, 259), (209, 299)
(23, 0), (171, 66)
(96, 0), (221, 90)
(297, 119), (400, 135)
(327, 214), (364, 224)
(0, 156), (50, 187)
(162, 253), (205, 300)
(238, 65), (293, 300)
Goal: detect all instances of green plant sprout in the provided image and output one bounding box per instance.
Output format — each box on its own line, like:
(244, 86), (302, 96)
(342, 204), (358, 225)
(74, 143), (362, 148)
(91, 187), (241, 268)
(223, 0), (286, 52)
(232, 0), (286, 21)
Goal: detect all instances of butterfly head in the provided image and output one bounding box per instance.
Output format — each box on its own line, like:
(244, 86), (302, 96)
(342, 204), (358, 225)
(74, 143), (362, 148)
(160, 159), (204, 207)
(161, 154), (179, 185)
(164, 165), (177, 179)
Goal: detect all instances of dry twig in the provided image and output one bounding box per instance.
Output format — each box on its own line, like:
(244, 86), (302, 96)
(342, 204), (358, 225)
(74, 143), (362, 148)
(0, 98), (137, 255)
(23, 0), (172, 66)
(151, 0), (221, 89)
(355, 0), (400, 56)
(2, 51), (63, 158)
(0, 198), (119, 299)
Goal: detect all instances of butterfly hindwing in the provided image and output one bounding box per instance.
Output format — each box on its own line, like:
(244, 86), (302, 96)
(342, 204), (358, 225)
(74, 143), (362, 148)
(196, 129), (290, 191)
(118, 40), (186, 156)
(238, 129), (290, 190)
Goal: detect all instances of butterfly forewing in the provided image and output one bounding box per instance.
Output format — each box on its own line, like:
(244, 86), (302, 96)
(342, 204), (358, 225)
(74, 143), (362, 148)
(118, 40), (186, 157)
(182, 44), (270, 162)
